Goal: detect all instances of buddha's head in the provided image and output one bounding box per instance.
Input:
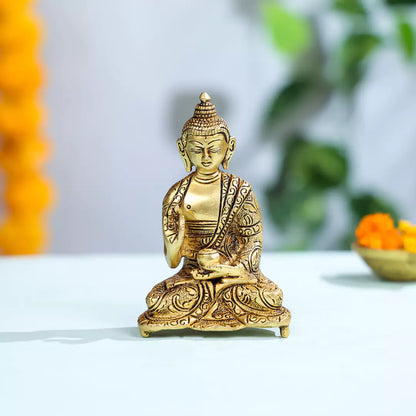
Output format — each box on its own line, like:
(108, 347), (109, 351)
(177, 92), (236, 173)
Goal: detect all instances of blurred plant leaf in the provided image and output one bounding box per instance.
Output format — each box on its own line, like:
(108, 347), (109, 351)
(266, 137), (348, 241)
(349, 192), (400, 223)
(385, 0), (416, 5)
(397, 18), (415, 60)
(263, 77), (331, 136)
(333, 0), (367, 16)
(259, 1), (406, 251)
(338, 33), (382, 91)
(262, 3), (311, 55)
(272, 137), (348, 190)
(288, 141), (348, 190)
(264, 79), (309, 128)
(267, 187), (326, 232)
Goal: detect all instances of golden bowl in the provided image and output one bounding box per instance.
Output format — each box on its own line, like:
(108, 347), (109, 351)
(351, 242), (416, 281)
(197, 248), (220, 268)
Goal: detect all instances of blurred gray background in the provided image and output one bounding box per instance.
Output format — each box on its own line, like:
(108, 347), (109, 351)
(37, 0), (416, 253)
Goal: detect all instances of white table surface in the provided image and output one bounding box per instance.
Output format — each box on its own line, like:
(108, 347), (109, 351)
(1, 252), (415, 416)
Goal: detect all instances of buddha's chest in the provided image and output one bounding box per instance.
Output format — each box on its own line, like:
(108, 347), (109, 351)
(183, 180), (221, 221)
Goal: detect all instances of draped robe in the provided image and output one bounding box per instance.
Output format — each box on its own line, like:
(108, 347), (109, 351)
(138, 172), (291, 332)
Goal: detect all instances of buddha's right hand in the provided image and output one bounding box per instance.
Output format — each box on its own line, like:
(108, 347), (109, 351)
(163, 205), (186, 268)
(165, 205), (185, 250)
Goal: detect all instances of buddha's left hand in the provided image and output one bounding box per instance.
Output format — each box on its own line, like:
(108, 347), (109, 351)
(192, 263), (246, 280)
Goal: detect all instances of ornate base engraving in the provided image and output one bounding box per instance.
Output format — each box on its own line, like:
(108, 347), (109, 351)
(138, 273), (291, 337)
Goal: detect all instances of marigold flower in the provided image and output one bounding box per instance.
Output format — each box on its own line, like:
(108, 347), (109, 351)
(0, 0), (34, 14)
(0, 214), (48, 255)
(380, 228), (403, 249)
(398, 220), (416, 254)
(399, 220), (416, 236)
(0, 52), (43, 93)
(4, 174), (54, 214)
(0, 12), (41, 50)
(403, 235), (416, 254)
(0, 137), (50, 175)
(0, 97), (45, 137)
(356, 213), (402, 250)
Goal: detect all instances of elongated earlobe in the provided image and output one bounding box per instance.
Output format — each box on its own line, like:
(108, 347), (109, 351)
(222, 136), (236, 170)
(177, 137), (192, 172)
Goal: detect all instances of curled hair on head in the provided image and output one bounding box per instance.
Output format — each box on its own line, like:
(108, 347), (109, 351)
(181, 92), (231, 141)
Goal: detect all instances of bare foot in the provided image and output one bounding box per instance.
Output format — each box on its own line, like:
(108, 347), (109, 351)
(191, 269), (214, 280)
(166, 277), (194, 290)
(220, 276), (256, 285)
(215, 276), (257, 292)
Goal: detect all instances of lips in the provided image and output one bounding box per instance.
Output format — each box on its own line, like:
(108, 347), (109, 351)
(201, 162), (212, 167)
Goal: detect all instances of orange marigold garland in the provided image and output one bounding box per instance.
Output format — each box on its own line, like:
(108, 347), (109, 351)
(0, 0), (54, 254)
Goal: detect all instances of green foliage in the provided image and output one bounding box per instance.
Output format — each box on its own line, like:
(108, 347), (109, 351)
(333, 0), (367, 16)
(264, 80), (309, 129)
(286, 140), (348, 191)
(338, 33), (381, 91)
(267, 188), (326, 233)
(266, 138), (348, 236)
(397, 18), (415, 60)
(261, 1), (410, 250)
(262, 2), (311, 55)
(264, 77), (331, 135)
(349, 193), (400, 223)
(386, 0), (416, 5)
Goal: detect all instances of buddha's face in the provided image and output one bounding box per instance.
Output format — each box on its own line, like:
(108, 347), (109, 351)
(185, 133), (228, 173)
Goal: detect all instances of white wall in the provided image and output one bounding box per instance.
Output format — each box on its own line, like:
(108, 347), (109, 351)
(39, 0), (285, 252)
(37, 0), (416, 253)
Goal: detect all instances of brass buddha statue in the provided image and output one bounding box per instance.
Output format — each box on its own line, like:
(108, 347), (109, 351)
(138, 92), (291, 337)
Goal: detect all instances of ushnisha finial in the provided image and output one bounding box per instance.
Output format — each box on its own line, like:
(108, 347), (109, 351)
(181, 92), (230, 140)
(199, 92), (211, 103)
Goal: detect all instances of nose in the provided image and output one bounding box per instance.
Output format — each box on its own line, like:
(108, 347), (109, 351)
(202, 148), (210, 159)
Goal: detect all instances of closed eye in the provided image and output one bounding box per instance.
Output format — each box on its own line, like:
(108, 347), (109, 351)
(190, 148), (203, 154)
(209, 147), (222, 153)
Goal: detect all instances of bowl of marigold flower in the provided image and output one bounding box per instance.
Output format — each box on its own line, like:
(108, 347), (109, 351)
(352, 213), (416, 281)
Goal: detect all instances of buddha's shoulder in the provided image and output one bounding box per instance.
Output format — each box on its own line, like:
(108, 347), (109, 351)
(163, 173), (194, 204)
(222, 172), (252, 191)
